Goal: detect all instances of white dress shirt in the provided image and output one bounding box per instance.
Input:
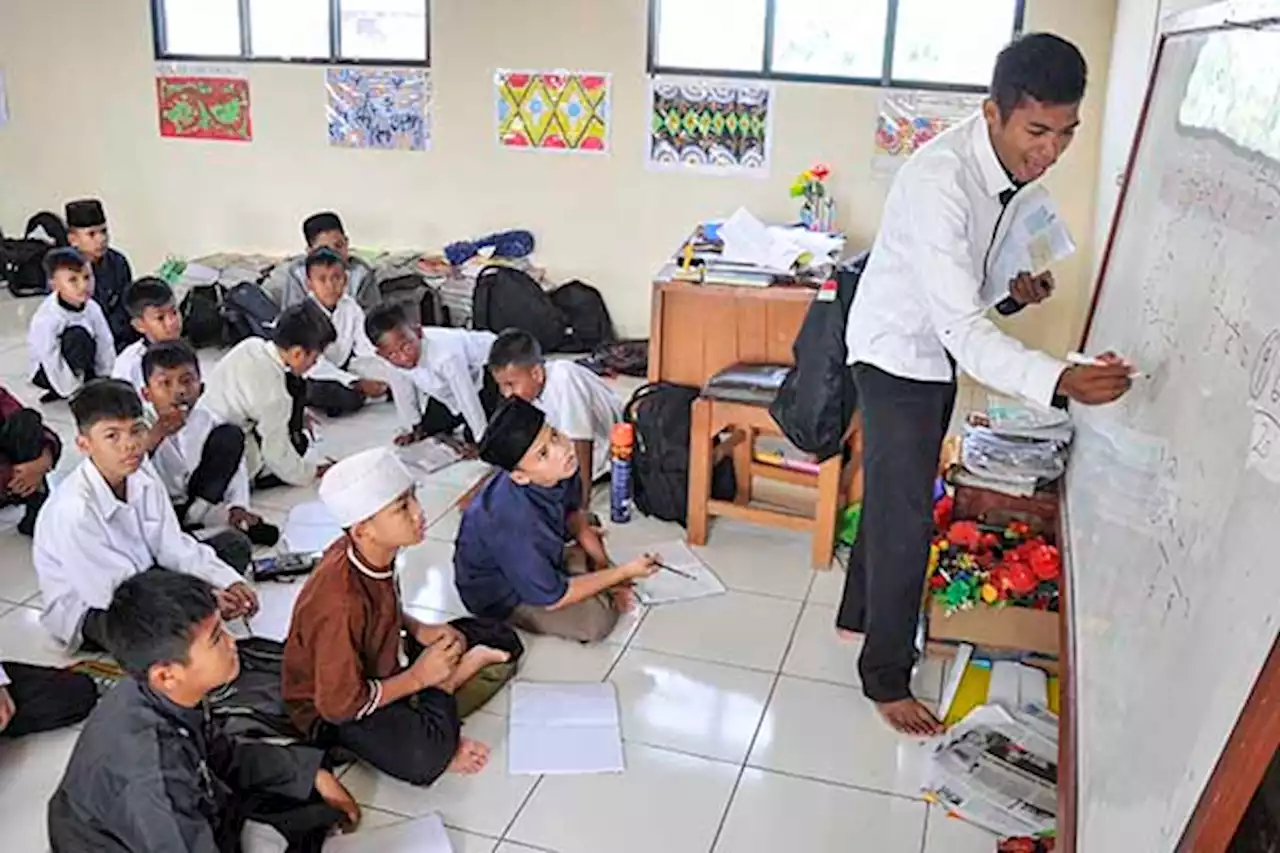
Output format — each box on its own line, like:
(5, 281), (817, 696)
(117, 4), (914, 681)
(395, 328), (497, 439)
(111, 338), (147, 391)
(33, 458), (244, 647)
(304, 294), (377, 386)
(151, 405), (251, 510)
(200, 337), (315, 487)
(27, 295), (116, 398)
(845, 114), (1067, 407)
(535, 359), (623, 480)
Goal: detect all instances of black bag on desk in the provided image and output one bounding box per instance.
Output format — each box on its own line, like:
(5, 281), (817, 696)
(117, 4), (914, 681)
(473, 265), (568, 352)
(550, 280), (615, 353)
(625, 383), (735, 525)
(770, 251), (868, 461)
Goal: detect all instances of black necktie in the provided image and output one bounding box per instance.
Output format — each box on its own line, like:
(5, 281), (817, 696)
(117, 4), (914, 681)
(999, 187), (1017, 207)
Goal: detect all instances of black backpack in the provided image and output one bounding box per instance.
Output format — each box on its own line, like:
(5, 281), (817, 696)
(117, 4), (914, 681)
(624, 383), (735, 525)
(473, 265), (568, 352)
(222, 281), (280, 344)
(180, 284), (229, 349)
(0, 211), (69, 298)
(551, 280), (616, 353)
(770, 252), (867, 461)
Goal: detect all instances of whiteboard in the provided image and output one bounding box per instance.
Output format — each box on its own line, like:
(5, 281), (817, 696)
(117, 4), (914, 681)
(1068, 11), (1280, 851)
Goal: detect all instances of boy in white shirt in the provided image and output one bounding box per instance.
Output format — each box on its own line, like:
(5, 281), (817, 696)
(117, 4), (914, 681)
(33, 380), (259, 651)
(141, 340), (279, 546)
(111, 277), (183, 392)
(364, 304), (499, 448)
(302, 247), (392, 417)
(28, 248), (116, 403)
(201, 303), (335, 489)
(487, 329), (622, 509)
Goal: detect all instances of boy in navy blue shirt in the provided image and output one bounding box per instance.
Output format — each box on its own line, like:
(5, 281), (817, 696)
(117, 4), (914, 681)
(454, 398), (656, 643)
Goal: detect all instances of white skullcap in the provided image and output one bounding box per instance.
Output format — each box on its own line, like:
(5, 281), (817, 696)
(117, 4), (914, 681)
(319, 447), (416, 528)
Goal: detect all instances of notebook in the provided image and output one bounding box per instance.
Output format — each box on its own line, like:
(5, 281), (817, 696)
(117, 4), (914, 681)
(609, 540), (727, 606)
(508, 682), (625, 776)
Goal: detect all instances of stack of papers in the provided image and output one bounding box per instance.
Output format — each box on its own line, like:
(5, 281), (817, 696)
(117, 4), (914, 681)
(508, 683), (625, 776)
(958, 402), (1073, 495)
(609, 540), (726, 606)
(718, 207), (845, 275)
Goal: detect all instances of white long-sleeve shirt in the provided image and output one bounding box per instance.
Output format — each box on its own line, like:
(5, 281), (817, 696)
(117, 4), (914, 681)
(534, 359), (622, 480)
(200, 337), (315, 487)
(111, 338), (147, 392)
(304, 294), (378, 386)
(33, 458), (244, 647)
(151, 405), (251, 510)
(393, 328), (496, 438)
(27, 295), (116, 398)
(845, 114), (1067, 407)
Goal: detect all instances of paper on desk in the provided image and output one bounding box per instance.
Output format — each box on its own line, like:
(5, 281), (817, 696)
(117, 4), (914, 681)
(609, 539), (726, 606)
(322, 813), (454, 852)
(282, 501), (343, 553)
(990, 186), (1076, 288)
(508, 682), (625, 775)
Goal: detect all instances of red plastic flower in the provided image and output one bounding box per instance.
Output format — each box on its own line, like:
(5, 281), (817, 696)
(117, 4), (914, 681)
(948, 521), (982, 550)
(1028, 544), (1061, 581)
(932, 495), (954, 531)
(810, 163), (831, 180)
(1005, 561), (1038, 596)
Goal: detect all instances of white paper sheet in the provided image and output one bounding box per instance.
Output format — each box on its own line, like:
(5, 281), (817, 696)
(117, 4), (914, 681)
(719, 207), (804, 272)
(323, 813), (454, 852)
(609, 539), (726, 606)
(508, 682), (624, 775)
(397, 439), (463, 479)
(233, 580), (306, 642)
(990, 186), (1076, 288)
(282, 501), (343, 553)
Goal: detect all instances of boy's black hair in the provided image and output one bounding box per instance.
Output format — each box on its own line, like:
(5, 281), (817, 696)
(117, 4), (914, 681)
(990, 33), (1088, 120)
(105, 569), (218, 681)
(69, 379), (144, 433)
(303, 211), (345, 245)
(304, 247), (345, 277)
(125, 277), (176, 319)
(364, 303), (412, 346)
(272, 301), (337, 352)
(43, 247), (88, 280)
(142, 339), (201, 384)
(488, 328), (544, 370)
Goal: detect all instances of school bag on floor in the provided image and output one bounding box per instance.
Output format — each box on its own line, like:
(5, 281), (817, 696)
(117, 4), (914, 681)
(550, 280), (616, 353)
(222, 281), (280, 344)
(180, 283), (229, 349)
(624, 382), (735, 525)
(473, 264), (568, 352)
(0, 211), (69, 298)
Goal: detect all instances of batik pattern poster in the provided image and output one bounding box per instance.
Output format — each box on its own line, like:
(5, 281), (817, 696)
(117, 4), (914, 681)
(873, 90), (983, 174)
(156, 73), (252, 142)
(326, 68), (432, 151)
(647, 78), (773, 176)
(495, 70), (609, 153)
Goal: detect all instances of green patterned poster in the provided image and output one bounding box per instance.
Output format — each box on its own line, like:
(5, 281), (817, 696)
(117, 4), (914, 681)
(156, 75), (252, 142)
(647, 77), (772, 176)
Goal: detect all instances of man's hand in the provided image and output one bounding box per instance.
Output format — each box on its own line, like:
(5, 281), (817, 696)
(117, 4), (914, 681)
(410, 633), (463, 690)
(356, 379), (388, 400)
(227, 507), (261, 532)
(216, 582), (260, 619)
(8, 450), (52, 498)
(314, 768), (361, 832)
(620, 554), (660, 582)
(415, 621), (465, 650)
(0, 685), (15, 733)
(394, 430), (421, 447)
(1055, 352), (1132, 405)
(1010, 271), (1054, 307)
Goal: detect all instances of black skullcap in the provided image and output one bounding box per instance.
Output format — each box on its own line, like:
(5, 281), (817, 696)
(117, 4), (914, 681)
(65, 199), (106, 229)
(302, 211), (344, 245)
(478, 397), (546, 471)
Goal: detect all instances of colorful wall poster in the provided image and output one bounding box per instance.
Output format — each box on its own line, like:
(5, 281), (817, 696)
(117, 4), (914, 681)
(873, 90), (984, 174)
(326, 67), (432, 151)
(495, 70), (610, 154)
(156, 71), (252, 142)
(647, 77), (773, 176)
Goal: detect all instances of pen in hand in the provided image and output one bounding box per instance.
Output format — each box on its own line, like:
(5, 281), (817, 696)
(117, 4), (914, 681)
(655, 561), (696, 580)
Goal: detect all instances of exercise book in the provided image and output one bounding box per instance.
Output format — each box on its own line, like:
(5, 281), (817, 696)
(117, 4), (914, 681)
(508, 682), (624, 776)
(608, 539), (726, 605)
(322, 813), (453, 852)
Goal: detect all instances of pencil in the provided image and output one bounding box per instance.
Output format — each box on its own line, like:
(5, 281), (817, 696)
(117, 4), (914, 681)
(656, 561), (696, 580)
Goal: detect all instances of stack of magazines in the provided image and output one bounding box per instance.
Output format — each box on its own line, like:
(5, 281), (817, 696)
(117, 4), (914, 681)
(955, 401), (1074, 497)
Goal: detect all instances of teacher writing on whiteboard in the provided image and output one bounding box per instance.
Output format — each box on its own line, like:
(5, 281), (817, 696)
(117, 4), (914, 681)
(839, 33), (1132, 736)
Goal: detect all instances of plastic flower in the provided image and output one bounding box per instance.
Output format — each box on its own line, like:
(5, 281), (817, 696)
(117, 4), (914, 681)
(810, 163), (831, 180)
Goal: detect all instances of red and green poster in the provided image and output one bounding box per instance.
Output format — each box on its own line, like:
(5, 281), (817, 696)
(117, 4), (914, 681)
(156, 76), (252, 142)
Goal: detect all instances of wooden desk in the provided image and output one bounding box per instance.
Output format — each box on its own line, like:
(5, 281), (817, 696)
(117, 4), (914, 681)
(648, 280), (815, 386)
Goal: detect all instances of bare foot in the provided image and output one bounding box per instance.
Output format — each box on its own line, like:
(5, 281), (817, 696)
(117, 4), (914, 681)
(446, 736), (490, 775)
(836, 629), (859, 641)
(875, 697), (945, 737)
(610, 586), (637, 613)
(441, 645), (511, 692)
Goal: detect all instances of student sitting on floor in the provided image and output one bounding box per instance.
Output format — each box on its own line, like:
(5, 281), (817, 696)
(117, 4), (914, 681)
(365, 304), (499, 447)
(284, 447), (523, 787)
(201, 303), (335, 490)
(264, 210), (379, 313)
(0, 655), (97, 740)
(33, 380), (258, 652)
(111, 277), (183, 392)
(48, 570), (359, 852)
(142, 341), (279, 546)
(455, 398), (657, 644)
(300, 247), (395, 417)
(488, 328), (623, 509)
(28, 247), (116, 403)
(64, 198), (136, 351)
(0, 385), (62, 536)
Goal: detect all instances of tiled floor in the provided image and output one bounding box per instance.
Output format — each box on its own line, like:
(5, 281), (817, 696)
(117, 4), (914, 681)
(0, 291), (998, 852)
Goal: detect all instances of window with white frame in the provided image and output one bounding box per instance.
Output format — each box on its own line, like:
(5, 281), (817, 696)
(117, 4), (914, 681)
(649, 0), (1025, 91)
(152, 0), (430, 65)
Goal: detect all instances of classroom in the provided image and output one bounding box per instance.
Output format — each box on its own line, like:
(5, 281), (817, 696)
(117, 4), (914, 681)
(1, 0), (1278, 851)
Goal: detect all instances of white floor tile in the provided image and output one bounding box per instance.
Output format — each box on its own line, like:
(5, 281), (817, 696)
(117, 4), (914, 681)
(714, 767), (928, 853)
(691, 519), (816, 601)
(0, 604), (96, 666)
(608, 648), (773, 763)
(341, 713), (537, 839)
(506, 742), (738, 853)
(447, 827), (503, 853)
(923, 806), (1003, 853)
(426, 508), (462, 543)
(494, 843), (556, 853)
(482, 631), (623, 717)
(748, 675), (932, 799)
(397, 537), (470, 616)
(0, 725), (81, 852)
(806, 561), (849, 606)
(631, 590), (801, 672)
(0, 531), (40, 606)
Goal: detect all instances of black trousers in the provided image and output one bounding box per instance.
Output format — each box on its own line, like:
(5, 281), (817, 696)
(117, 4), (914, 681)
(32, 327), (99, 396)
(837, 363), (956, 703)
(187, 424), (247, 508)
(304, 379), (365, 418)
(415, 373), (502, 443)
(321, 617), (523, 787)
(0, 661), (98, 738)
(0, 408), (52, 519)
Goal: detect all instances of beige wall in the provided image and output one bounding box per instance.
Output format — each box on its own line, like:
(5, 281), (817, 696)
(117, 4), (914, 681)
(0, 0), (1114, 348)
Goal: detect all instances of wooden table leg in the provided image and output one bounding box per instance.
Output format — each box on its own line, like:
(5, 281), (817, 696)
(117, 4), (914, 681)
(686, 398), (713, 546)
(812, 455), (841, 570)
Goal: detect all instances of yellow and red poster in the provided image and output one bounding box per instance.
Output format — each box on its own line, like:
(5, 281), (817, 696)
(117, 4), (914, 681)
(495, 70), (609, 154)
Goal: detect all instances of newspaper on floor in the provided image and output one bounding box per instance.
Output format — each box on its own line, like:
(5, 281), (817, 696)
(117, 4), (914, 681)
(922, 703), (1059, 838)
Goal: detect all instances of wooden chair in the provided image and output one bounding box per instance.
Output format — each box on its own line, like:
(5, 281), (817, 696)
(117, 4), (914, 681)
(685, 367), (862, 570)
